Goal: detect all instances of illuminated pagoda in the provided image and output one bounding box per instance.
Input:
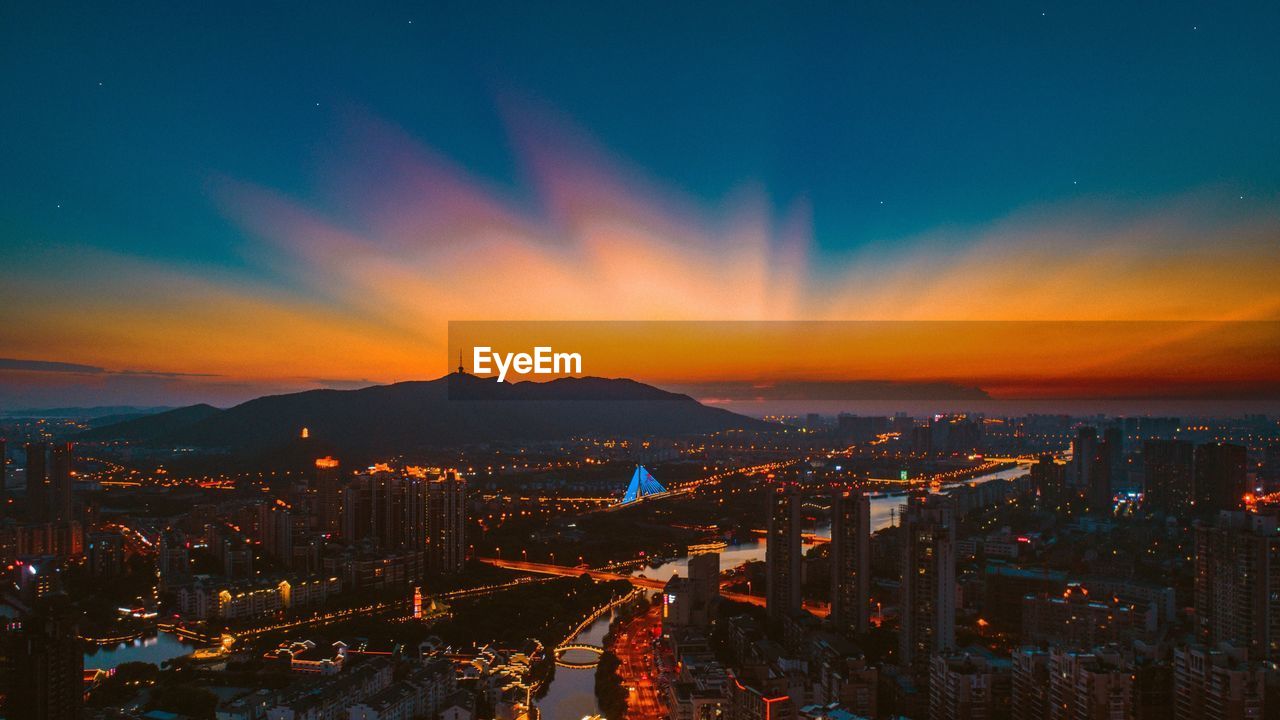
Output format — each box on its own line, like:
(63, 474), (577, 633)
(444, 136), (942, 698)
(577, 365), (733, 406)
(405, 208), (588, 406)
(621, 465), (667, 504)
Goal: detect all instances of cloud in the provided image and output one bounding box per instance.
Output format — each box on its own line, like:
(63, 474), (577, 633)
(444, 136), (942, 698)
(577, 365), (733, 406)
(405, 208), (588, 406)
(2, 106), (1279, 409)
(0, 358), (106, 374)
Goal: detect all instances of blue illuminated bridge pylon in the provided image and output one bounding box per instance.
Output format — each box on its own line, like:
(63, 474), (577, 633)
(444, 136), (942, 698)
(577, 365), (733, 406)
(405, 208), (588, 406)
(620, 465), (667, 505)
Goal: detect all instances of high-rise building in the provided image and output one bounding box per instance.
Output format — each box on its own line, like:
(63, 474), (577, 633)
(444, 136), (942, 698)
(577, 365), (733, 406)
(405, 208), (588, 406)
(1070, 427), (1098, 491)
(314, 456), (342, 537)
(404, 475), (428, 551)
(1194, 442), (1247, 515)
(830, 489), (870, 636)
(1172, 644), (1265, 720)
(0, 438), (7, 514)
(662, 552), (720, 633)
(1144, 439), (1194, 516)
(426, 471), (466, 575)
(1021, 583), (1146, 648)
(1029, 454), (1065, 505)
(1088, 428), (1122, 511)
(49, 443), (72, 522)
(765, 484), (802, 621)
(1194, 510), (1280, 660)
(0, 596), (84, 720)
(23, 442), (49, 523)
(1262, 444), (1280, 493)
(1010, 647), (1050, 720)
(1046, 647), (1133, 720)
(929, 651), (1010, 720)
(158, 530), (190, 582)
(86, 531), (125, 577)
(899, 493), (956, 679)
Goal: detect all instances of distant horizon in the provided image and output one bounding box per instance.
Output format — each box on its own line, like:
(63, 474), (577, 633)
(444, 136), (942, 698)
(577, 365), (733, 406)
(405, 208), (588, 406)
(2, 369), (1277, 421)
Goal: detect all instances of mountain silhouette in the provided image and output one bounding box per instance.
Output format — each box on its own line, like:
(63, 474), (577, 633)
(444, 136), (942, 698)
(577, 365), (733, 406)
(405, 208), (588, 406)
(80, 374), (766, 454)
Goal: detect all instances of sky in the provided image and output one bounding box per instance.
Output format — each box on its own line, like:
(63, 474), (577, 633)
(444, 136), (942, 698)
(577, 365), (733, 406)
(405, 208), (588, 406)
(1, 2), (1279, 409)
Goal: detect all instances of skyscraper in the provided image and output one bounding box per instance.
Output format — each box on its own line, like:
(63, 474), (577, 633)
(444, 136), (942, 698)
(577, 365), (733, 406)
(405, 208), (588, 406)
(765, 484), (802, 621)
(1046, 648), (1134, 720)
(1087, 427), (1123, 511)
(1144, 439), (1194, 516)
(23, 442), (49, 523)
(0, 438), (8, 514)
(49, 443), (72, 522)
(830, 488), (870, 636)
(314, 456), (342, 537)
(1070, 426), (1098, 491)
(1194, 442), (1247, 514)
(1173, 644), (1265, 720)
(426, 471), (466, 575)
(0, 596), (84, 720)
(1194, 510), (1280, 661)
(900, 493), (956, 679)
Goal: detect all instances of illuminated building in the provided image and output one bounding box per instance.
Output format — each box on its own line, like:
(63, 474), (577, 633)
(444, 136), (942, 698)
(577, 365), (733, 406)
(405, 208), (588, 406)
(1021, 583), (1151, 648)
(157, 530), (190, 581)
(315, 456), (342, 536)
(426, 471), (466, 575)
(899, 493), (955, 680)
(1193, 510), (1280, 660)
(1029, 454), (1065, 503)
(86, 531), (124, 577)
(727, 670), (794, 720)
(662, 551), (720, 633)
(765, 484), (801, 621)
(829, 489), (870, 636)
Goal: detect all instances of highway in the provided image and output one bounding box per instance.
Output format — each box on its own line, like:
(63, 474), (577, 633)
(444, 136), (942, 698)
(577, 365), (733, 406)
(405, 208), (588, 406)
(611, 603), (665, 720)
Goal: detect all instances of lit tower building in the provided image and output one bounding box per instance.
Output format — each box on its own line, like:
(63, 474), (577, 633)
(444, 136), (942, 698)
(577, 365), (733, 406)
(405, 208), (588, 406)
(900, 493), (956, 680)
(404, 472), (428, 551)
(830, 488), (871, 636)
(765, 484), (802, 621)
(1194, 510), (1280, 660)
(426, 471), (466, 574)
(314, 456), (342, 537)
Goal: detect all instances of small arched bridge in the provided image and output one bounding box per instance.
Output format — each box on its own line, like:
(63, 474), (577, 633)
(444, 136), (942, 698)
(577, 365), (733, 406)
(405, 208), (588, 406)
(554, 642), (605, 669)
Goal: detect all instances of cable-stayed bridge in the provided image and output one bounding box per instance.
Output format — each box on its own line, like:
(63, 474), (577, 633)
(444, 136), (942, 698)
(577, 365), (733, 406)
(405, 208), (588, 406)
(619, 465), (667, 505)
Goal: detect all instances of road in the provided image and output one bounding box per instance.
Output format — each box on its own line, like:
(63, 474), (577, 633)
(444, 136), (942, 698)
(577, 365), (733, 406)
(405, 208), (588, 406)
(479, 557), (829, 616)
(610, 603), (664, 720)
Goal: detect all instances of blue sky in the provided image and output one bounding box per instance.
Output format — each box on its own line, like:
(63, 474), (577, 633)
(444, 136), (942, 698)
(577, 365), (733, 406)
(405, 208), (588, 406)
(1, 1), (1278, 407)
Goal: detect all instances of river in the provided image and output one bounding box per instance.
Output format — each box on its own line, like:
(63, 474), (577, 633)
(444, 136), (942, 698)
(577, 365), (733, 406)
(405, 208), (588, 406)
(83, 630), (197, 670)
(534, 460), (1030, 716)
(81, 462), (1027, 713)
